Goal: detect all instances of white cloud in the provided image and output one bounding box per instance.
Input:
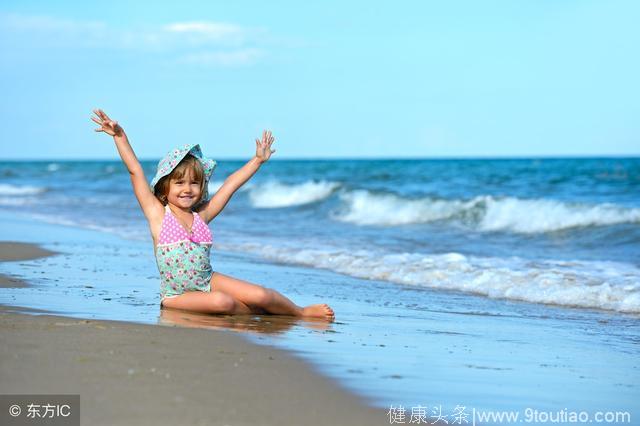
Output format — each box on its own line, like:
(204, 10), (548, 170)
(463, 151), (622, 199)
(0, 13), (265, 66)
(164, 21), (244, 40)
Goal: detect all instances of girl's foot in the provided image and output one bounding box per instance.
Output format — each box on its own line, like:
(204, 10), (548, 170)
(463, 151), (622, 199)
(301, 303), (335, 320)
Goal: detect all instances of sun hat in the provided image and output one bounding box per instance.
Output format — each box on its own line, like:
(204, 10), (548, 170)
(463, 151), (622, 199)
(149, 143), (217, 202)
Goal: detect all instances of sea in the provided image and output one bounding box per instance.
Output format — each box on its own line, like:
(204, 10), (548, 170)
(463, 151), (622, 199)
(1, 157), (639, 314)
(1, 157), (639, 422)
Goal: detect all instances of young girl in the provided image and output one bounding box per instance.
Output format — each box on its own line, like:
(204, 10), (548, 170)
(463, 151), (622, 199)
(91, 108), (335, 320)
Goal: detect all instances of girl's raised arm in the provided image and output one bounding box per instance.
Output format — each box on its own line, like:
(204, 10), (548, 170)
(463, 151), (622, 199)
(91, 109), (163, 221)
(199, 130), (275, 223)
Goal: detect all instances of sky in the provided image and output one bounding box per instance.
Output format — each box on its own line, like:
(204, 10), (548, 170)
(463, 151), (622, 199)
(0, 0), (638, 160)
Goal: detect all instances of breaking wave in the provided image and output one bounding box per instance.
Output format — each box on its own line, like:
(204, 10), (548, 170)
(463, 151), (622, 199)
(248, 180), (340, 208)
(333, 190), (640, 233)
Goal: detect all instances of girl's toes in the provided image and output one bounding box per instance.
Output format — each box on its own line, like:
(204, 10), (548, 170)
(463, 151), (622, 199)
(302, 304), (335, 320)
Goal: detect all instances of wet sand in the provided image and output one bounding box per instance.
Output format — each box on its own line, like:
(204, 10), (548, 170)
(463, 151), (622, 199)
(0, 241), (389, 426)
(0, 241), (58, 288)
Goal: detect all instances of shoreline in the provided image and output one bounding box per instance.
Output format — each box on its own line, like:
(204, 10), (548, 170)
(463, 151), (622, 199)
(0, 241), (58, 288)
(0, 241), (388, 425)
(2, 218), (638, 420)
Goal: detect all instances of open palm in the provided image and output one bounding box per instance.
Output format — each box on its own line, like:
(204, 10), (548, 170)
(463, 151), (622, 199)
(91, 108), (123, 137)
(255, 130), (276, 162)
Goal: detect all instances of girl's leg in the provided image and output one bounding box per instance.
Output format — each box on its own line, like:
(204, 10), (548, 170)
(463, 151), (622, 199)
(210, 272), (335, 319)
(161, 290), (254, 315)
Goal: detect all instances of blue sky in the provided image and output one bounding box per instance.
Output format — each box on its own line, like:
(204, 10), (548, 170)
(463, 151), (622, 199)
(0, 0), (638, 159)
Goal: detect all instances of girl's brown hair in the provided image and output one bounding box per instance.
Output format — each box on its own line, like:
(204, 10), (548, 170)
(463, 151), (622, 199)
(153, 154), (206, 206)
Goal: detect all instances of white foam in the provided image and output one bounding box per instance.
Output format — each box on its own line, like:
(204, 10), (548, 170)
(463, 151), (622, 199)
(217, 241), (640, 314)
(333, 191), (640, 233)
(46, 163), (60, 172)
(207, 180), (225, 194)
(248, 180), (340, 208)
(0, 197), (36, 206)
(0, 183), (48, 196)
(333, 190), (474, 226)
(478, 196), (640, 233)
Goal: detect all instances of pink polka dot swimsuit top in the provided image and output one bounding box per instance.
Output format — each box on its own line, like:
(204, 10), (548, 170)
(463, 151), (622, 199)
(157, 204), (212, 246)
(155, 205), (213, 301)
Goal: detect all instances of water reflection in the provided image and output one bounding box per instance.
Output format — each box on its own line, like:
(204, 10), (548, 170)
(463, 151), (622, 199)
(157, 306), (333, 334)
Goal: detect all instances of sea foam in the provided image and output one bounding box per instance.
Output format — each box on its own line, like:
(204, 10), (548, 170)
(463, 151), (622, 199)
(0, 183), (48, 196)
(248, 180), (340, 208)
(218, 241), (640, 314)
(333, 190), (640, 233)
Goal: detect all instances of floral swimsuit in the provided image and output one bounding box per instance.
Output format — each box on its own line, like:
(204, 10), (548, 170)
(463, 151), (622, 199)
(156, 204), (214, 304)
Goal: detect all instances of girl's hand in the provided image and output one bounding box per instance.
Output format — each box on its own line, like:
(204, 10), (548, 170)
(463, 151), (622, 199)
(255, 130), (276, 163)
(91, 108), (123, 137)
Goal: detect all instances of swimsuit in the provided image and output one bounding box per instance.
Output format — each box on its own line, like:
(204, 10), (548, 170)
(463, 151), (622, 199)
(155, 204), (214, 304)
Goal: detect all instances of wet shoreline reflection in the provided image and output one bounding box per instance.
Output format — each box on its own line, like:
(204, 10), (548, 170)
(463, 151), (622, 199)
(157, 306), (333, 334)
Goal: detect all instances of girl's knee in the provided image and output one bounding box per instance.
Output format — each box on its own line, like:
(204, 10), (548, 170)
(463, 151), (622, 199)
(208, 292), (236, 313)
(254, 287), (274, 306)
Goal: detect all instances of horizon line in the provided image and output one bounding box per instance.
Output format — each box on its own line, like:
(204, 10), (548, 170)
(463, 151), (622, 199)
(1, 154), (639, 162)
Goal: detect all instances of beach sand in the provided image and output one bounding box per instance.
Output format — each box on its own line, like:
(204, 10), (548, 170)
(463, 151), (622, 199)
(0, 242), (389, 426)
(0, 241), (57, 288)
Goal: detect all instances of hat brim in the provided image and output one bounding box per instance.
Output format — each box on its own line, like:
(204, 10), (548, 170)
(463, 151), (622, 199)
(150, 144), (217, 202)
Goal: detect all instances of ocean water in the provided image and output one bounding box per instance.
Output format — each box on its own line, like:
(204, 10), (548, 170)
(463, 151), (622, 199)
(1, 158), (639, 314)
(1, 158), (639, 421)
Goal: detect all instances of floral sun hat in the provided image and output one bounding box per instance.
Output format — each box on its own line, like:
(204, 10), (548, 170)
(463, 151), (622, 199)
(149, 143), (217, 202)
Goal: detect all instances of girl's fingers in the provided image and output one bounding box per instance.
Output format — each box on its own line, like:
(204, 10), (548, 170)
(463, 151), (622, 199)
(99, 109), (111, 121)
(91, 117), (106, 128)
(94, 128), (103, 132)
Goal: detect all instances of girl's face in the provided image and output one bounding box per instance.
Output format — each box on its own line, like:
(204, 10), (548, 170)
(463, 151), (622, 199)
(166, 168), (202, 209)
